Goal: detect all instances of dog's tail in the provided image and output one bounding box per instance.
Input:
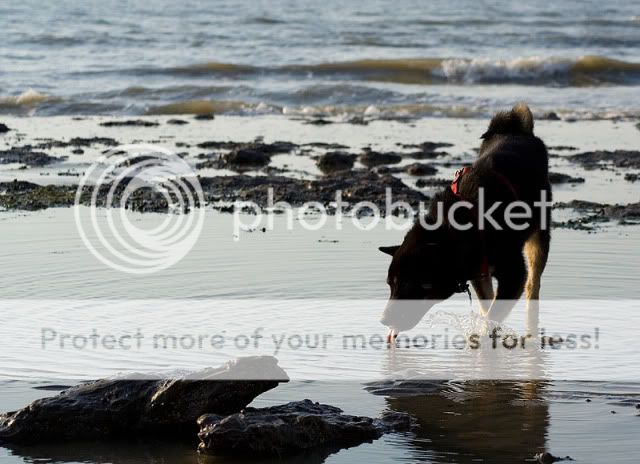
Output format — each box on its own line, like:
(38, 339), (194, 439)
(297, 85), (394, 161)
(481, 102), (534, 139)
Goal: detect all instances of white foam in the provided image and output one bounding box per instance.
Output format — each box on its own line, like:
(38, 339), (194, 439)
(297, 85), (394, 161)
(437, 57), (573, 83)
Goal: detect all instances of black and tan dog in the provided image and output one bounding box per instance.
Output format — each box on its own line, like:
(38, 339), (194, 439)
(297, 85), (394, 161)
(379, 103), (551, 341)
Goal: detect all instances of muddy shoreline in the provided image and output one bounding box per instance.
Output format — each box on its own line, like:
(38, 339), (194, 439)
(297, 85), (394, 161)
(1, 116), (639, 231)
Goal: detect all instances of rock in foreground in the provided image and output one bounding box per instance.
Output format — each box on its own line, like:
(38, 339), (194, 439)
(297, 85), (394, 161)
(197, 399), (412, 457)
(0, 356), (287, 444)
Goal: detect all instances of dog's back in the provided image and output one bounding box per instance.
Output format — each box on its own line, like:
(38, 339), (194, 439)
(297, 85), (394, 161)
(476, 103), (550, 206)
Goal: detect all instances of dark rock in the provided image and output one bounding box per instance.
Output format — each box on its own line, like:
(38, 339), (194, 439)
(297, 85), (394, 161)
(303, 142), (349, 150)
(548, 145), (578, 151)
(359, 149), (402, 168)
(555, 199), (604, 212)
(364, 379), (444, 397)
(71, 148), (84, 155)
(194, 114), (215, 120)
(316, 151), (356, 174)
(398, 141), (453, 159)
(557, 200), (640, 220)
(624, 173), (638, 182)
(549, 172), (585, 184)
(196, 140), (296, 154)
(553, 200), (640, 229)
(166, 119), (189, 125)
(0, 170), (428, 212)
(0, 180), (40, 194)
(0, 184), (77, 210)
(223, 148), (271, 171)
(405, 163), (437, 176)
(68, 137), (118, 147)
(0, 148), (61, 166)
(199, 141), (297, 172)
(252, 141), (297, 155)
(541, 112), (561, 121)
(9, 138), (114, 150)
(602, 203), (640, 220)
(304, 118), (333, 125)
(568, 150), (640, 169)
(0, 356), (287, 444)
(198, 170), (427, 210)
(534, 452), (574, 463)
(0, 123), (10, 133)
(345, 116), (368, 125)
(99, 120), (159, 127)
(197, 399), (412, 457)
(197, 140), (241, 150)
(374, 165), (404, 175)
(416, 141), (453, 151)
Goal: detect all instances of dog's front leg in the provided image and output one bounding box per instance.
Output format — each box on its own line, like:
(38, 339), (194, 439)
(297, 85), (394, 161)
(486, 253), (526, 323)
(471, 276), (494, 317)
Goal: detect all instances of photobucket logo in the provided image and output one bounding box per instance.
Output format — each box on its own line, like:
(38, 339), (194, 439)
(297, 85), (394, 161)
(233, 187), (552, 238)
(74, 144), (204, 274)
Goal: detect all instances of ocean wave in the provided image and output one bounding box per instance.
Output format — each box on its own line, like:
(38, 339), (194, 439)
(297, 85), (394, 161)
(141, 55), (640, 86)
(0, 89), (60, 109)
(294, 55), (640, 85)
(462, 55), (634, 84)
(1, 90), (638, 121)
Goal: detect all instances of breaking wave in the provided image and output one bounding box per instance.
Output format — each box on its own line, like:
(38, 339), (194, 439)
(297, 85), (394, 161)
(148, 55), (640, 85)
(0, 89), (60, 110)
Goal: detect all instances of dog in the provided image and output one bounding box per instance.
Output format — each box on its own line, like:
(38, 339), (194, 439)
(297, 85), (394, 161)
(379, 103), (551, 342)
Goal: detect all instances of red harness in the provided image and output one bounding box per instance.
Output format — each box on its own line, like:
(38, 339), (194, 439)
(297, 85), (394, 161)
(449, 166), (519, 279)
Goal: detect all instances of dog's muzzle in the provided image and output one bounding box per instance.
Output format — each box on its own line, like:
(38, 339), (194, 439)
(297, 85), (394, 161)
(380, 299), (434, 342)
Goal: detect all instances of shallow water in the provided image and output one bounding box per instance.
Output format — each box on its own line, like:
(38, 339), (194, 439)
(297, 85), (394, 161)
(1, 115), (639, 462)
(1, 0), (640, 119)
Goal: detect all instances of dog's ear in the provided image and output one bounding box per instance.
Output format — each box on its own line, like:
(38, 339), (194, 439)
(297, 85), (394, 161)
(512, 102), (534, 134)
(379, 245), (400, 256)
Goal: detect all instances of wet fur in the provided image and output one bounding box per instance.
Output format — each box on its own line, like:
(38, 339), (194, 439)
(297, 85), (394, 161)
(381, 103), (551, 328)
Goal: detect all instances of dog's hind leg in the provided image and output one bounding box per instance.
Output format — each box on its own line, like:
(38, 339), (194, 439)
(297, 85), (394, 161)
(472, 276), (494, 317)
(486, 250), (526, 323)
(524, 228), (550, 333)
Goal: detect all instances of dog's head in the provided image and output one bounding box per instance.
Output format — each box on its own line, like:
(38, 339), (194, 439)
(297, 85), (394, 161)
(480, 102), (534, 151)
(379, 228), (459, 333)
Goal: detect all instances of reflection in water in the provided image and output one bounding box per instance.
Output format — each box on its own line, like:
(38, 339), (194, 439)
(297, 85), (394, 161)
(382, 381), (550, 463)
(372, 336), (551, 462)
(3, 440), (330, 464)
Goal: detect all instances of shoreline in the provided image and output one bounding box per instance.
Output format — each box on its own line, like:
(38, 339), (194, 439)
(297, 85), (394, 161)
(0, 115), (638, 231)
